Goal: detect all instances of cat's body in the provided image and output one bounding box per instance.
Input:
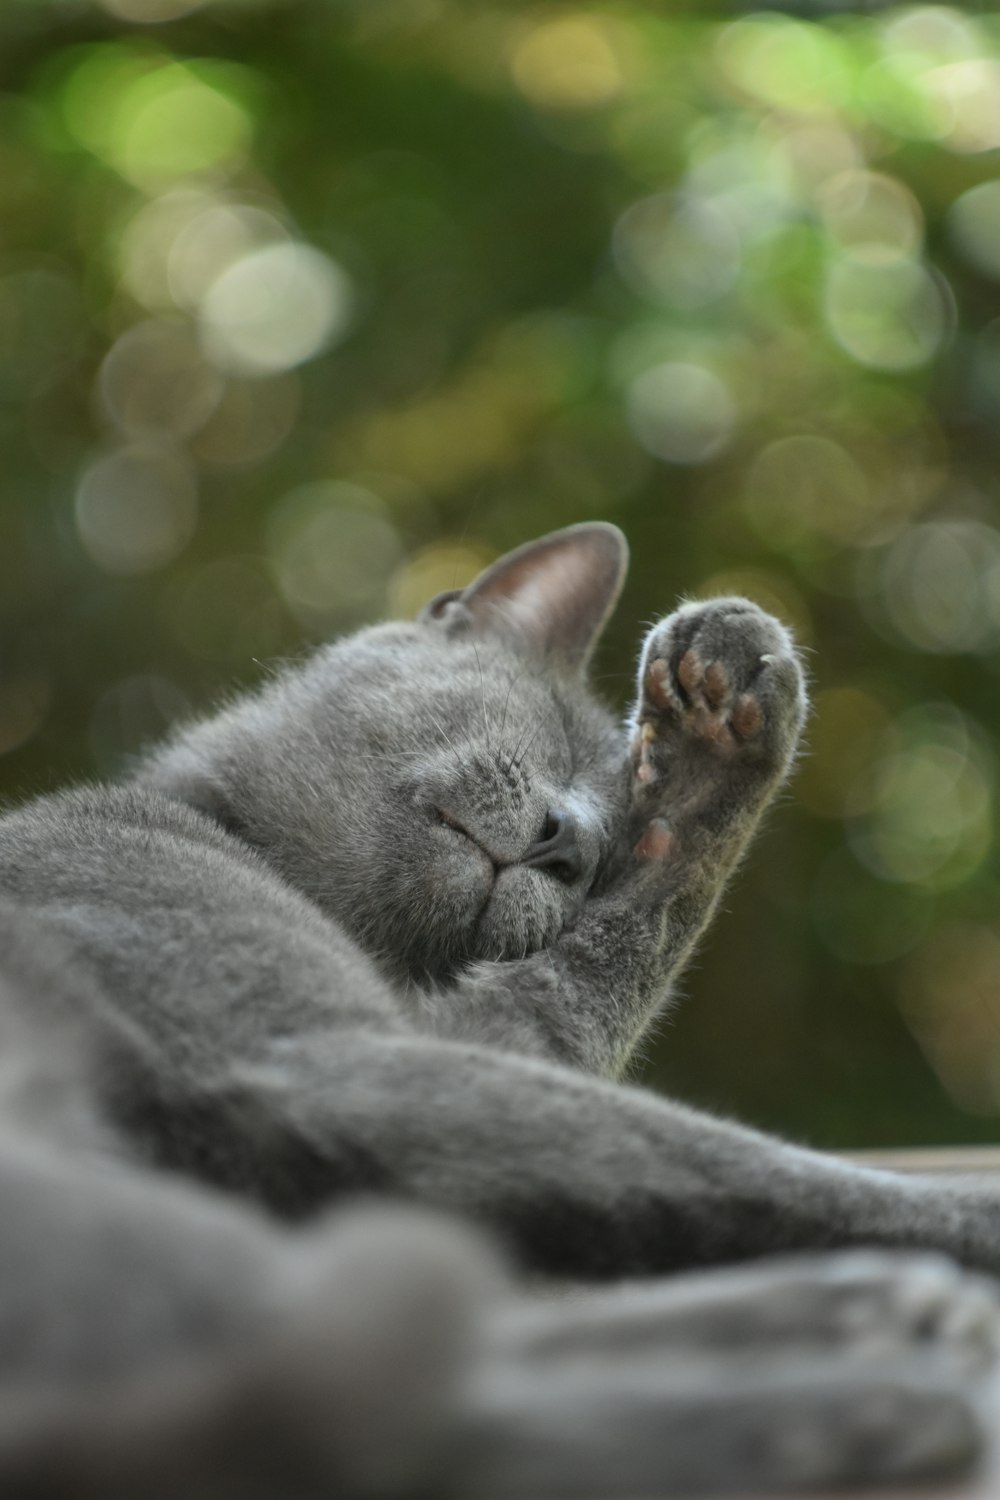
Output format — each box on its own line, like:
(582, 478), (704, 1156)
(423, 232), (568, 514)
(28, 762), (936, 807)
(0, 522), (998, 1496)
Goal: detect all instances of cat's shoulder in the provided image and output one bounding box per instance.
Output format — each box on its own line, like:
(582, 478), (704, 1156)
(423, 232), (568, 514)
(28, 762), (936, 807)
(0, 781), (251, 870)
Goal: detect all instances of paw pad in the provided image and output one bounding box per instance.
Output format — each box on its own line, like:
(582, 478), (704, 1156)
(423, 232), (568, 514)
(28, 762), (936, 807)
(635, 652), (766, 774)
(632, 818), (673, 861)
(731, 694), (763, 740)
(631, 598), (803, 791)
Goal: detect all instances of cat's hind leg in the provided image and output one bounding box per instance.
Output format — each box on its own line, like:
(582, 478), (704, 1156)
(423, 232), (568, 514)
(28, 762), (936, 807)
(0, 1195), (503, 1500)
(500, 1247), (1000, 1369)
(0, 1145), (503, 1497)
(0, 1138), (288, 1383)
(466, 1246), (998, 1495)
(0, 1219), (993, 1498)
(466, 1347), (991, 1496)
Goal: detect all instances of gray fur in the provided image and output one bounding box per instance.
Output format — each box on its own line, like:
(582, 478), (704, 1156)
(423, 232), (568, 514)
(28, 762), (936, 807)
(0, 521), (997, 1494)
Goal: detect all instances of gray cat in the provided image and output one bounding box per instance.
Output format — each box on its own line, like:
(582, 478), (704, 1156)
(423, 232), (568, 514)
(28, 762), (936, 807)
(0, 521), (997, 1496)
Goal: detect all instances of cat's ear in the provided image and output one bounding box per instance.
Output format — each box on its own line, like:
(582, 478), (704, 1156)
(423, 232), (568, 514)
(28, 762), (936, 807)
(420, 523), (628, 671)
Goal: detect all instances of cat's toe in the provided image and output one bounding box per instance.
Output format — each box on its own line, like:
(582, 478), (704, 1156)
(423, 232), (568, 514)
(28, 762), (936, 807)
(631, 597), (805, 785)
(821, 1251), (1000, 1373)
(762, 1373), (985, 1489)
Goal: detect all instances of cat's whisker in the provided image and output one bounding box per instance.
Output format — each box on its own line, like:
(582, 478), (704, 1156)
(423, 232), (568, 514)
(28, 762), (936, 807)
(352, 749), (441, 764)
(512, 722), (543, 772)
(471, 642), (493, 755)
(422, 709), (468, 763)
(504, 720), (533, 777)
(498, 665), (528, 747)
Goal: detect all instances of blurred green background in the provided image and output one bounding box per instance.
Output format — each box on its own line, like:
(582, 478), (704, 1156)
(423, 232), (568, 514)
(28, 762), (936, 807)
(4, 0), (1000, 1148)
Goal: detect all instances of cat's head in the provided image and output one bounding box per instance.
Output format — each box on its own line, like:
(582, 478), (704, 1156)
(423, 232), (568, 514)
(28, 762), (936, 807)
(139, 524), (631, 985)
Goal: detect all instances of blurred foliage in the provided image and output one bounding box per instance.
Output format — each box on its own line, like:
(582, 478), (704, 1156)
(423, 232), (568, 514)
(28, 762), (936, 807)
(4, 0), (1000, 1148)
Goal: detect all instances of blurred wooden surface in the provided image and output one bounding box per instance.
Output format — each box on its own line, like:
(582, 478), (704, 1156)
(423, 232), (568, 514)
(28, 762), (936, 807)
(847, 1146), (1000, 1175)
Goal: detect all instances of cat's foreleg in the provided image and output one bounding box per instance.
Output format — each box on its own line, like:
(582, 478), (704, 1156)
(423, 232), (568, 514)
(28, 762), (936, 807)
(541, 596), (807, 1072)
(618, 595), (807, 1017)
(432, 598), (805, 1074)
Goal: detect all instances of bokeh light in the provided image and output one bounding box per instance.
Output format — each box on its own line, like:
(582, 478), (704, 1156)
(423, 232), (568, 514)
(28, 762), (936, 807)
(118, 191), (289, 312)
(922, 59), (1000, 154)
(817, 170), (924, 261)
(625, 362), (736, 465)
(743, 436), (872, 550)
(191, 372), (300, 468)
(613, 195), (741, 310)
(99, 321), (225, 437)
(61, 48), (255, 189)
(846, 704), (994, 891)
(948, 182), (1000, 281)
(716, 14), (852, 115)
(824, 257), (950, 371)
(902, 924), (1000, 1113)
(267, 482), (402, 629)
(74, 444), (198, 575)
(199, 243), (354, 376)
(97, 0), (209, 19)
(862, 519), (1000, 653)
(510, 16), (625, 112)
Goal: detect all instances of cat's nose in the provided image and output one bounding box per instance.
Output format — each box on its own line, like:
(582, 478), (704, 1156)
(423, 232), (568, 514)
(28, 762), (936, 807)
(522, 807), (582, 884)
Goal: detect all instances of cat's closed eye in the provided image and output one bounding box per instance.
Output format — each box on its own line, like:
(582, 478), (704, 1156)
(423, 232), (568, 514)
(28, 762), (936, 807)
(433, 805), (475, 840)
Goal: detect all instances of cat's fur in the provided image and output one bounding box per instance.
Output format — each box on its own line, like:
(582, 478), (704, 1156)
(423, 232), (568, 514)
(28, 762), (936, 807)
(0, 521), (998, 1495)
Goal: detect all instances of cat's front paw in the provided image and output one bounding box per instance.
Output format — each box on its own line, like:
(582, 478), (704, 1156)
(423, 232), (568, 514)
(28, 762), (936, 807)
(631, 597), (805, 788)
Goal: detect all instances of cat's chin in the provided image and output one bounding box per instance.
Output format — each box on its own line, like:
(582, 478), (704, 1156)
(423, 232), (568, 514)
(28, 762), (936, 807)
(472, 867), (566, 964)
